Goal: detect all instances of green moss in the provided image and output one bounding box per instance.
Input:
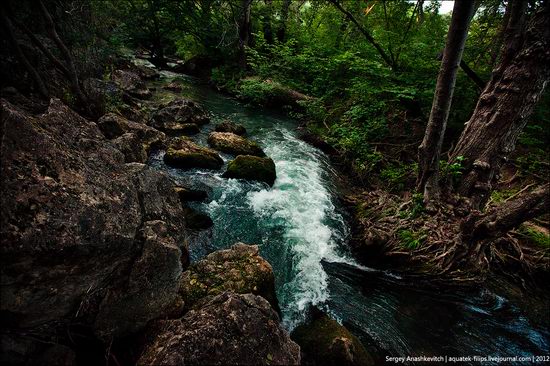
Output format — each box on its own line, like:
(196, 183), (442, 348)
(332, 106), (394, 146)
(490, 188), (519, 204)
(164, 148), (223, 170)
(292, 312), (373, 366)
(222, 155), (276, 186)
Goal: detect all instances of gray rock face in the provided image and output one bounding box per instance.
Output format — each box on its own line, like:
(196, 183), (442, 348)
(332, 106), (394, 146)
(0, 99), (187, 342)
(149, 98), (210, 132)
(112, 132), (148, 163)
(138, 292), (301, 366)
(97, 112), (166, 152)
(208, 132), (265, 157)
(111, 69), (152, 99)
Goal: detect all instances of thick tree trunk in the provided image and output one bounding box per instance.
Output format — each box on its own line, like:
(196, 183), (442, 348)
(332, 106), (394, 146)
(238, 0), (252, 70)
(417, 1), (475, 204)
(450, 2), (550, 208)
(463, 184), (550, 241)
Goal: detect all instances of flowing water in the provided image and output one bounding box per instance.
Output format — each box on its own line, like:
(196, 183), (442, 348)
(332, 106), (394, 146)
(142, 65), (549, 363)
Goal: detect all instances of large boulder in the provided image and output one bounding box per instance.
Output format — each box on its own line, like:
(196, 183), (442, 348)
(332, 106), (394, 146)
(214, 120), (246, 135)
(291, 310), (374, 366)
(208, 132), (265, 157)
(222, 155), (276, 186)
(97, 112), (166, 152)
(149, 98), (210, 132)
(134, 64), (160, 80)
(111, 69), (152, 100)
(138, 292), (300, 365)
(164, 137), (223, 170)
(0, 99), (187, 352)
(112, 132), (148, 163)
(179, 243), (279, 312)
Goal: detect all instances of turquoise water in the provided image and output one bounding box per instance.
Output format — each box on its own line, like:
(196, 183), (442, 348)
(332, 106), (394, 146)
(146, 69), (549, 363)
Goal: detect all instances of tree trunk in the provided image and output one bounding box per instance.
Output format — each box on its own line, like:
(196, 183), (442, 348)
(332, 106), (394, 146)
(450, 2), (550, 208)
(328, 0), (395, 69)
(463, 184), (550, 241)
(238, 0), (252, 70)
(276, 0), (291, 43)
(416, 0), (475, 204)
(263, 0), (274, 44)
(0, 10), (49, 99)
(37, 0), (88, 108)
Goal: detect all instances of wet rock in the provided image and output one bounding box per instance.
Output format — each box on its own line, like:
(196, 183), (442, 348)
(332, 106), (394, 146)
(168, 123), (201, 135)
(112, 132), (147, 163)
(138, 292), (300, 366)
(292, 310), (374, 366)
(179, 243), (280, 312)
(149, 98), (210, 132)
(163, 80), (184, 92)
(134, 65), (160, 80)
(111, 69), (151, 99)
(214, 120), (247, 135)
(298, 128), (338, 155)
(97, 113), (166, 152)
(207, 132), (265, 157)
(175, 186), (208, 202)
(164, 137), (223, 170)
(223, 155), (276, 186)
(183, 207), (213, 230)
(0, 99), (187, 344)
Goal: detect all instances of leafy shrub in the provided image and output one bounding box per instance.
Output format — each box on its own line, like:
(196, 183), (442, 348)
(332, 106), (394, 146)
(380, 163), (418, 192)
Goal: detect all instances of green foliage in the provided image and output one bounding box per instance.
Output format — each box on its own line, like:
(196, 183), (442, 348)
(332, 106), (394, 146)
(237, 78), (284, 105)
(380, 163), (418, 192)
(519, 226), (550, 249)
(440, 156), (465, 186)
(516, 149), (549, 176)
(398, 229), (427, 250)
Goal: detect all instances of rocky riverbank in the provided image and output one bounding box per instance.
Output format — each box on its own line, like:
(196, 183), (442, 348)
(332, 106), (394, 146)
(0, 59), (302, 365)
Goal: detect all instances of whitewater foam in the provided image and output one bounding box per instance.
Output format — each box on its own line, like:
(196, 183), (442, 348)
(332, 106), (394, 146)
(247, 128), (351, 328)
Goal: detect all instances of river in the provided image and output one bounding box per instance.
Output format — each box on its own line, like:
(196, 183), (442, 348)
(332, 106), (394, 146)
(141, 64), (549, 364)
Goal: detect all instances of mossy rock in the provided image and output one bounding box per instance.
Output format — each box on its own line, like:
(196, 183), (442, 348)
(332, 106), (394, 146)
(167, 123), (200, 135)
(214, 120), (247, 135)
(292, 310), (374, 366)
(222, 155), (276, 186)
(164, 137), (223, 170)
(179, 243), (280, 314)
(207, 132), (265, 157)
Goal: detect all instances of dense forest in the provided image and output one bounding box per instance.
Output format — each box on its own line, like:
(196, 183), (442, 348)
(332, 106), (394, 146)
(1, 0), (549, 365)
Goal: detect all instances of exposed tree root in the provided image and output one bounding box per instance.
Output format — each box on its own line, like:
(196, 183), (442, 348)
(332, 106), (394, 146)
(349, 189), (549, 283)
